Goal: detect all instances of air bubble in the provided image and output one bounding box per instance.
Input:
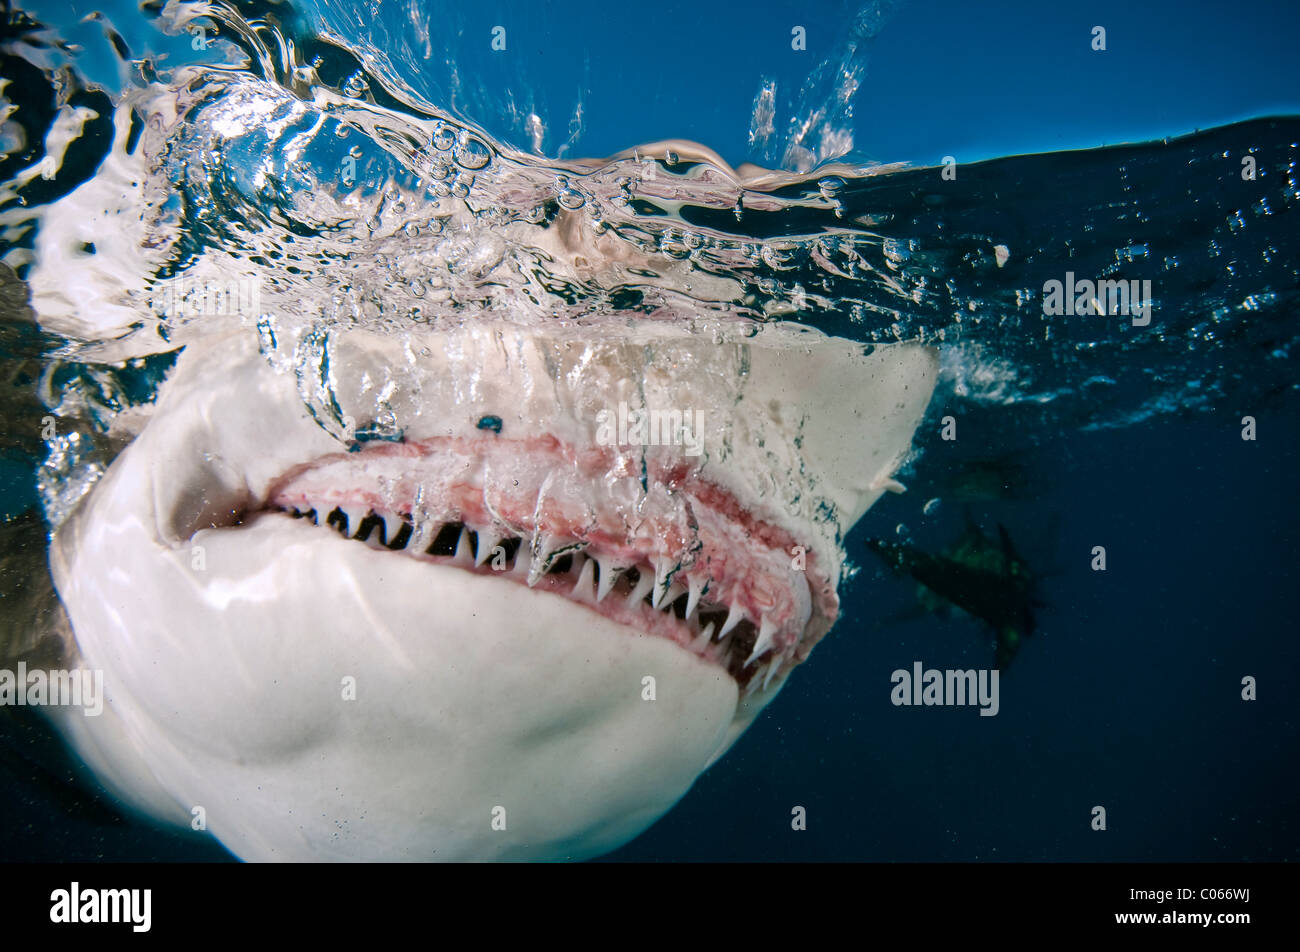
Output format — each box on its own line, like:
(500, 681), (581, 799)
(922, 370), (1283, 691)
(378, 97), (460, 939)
(342, 73), (369, 98)
(453, 136), (491, 170)
(432, 126), (455, 152)
(818, 176), (845, 199)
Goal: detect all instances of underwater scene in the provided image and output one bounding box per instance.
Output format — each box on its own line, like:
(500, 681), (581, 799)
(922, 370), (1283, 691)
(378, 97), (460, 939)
(0, 0), (1296, 867)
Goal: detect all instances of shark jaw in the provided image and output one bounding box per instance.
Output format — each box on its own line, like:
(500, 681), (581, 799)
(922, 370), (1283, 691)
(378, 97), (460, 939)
(47, 318), (937, 861)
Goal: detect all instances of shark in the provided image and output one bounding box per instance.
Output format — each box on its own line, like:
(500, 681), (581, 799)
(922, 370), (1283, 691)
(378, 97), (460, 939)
(6, 73), (940, 860)
(36, 320), (936, 861)
(865, 515), (1042, 669)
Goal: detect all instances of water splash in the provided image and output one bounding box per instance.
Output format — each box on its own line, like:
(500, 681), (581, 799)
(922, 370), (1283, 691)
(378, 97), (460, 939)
(0, 0), (1297, 529)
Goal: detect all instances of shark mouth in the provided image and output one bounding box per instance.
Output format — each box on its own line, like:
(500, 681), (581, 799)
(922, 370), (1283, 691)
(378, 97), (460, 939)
(256, 434), (838, 695)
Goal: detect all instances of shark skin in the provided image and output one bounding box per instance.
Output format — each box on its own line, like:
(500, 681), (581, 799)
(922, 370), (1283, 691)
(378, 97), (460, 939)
(40, 316), (938, 861)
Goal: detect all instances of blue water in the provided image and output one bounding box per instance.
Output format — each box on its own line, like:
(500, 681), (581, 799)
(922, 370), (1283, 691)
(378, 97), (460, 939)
(0, 0), (1297, 861)
(611, 419), (1300, 860)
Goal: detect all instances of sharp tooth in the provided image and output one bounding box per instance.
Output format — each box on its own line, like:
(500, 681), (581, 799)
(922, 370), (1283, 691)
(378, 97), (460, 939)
(628, 570), (654, 605)
(663, 582), (687, 612)
(762, 659), (781, 691)
(380, 511), (402, 546)
(573, 556), (596, 598)
(408, 517), (436, 554)
(719, 603), (746, 638)
(745, 615), (778, 668)
(595, 558), (623, 603)
(526, 533), (561, 587)
(511, 534), (538, 583)
(341, 506), (367, 538)
(475, 530), (503, 567)
(453, 526), (474, 566)
(501, 538), (522, 577)
(651, 556), (674, 609)
(685, 575), (706, 620)
(691, 622), (715, 653)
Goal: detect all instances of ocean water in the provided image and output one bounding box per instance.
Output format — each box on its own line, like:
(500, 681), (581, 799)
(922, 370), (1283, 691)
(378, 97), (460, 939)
(0, 0), (1297, 862)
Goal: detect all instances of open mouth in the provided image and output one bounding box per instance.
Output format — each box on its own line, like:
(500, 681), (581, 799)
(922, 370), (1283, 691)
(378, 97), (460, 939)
(252, 433), (839, 694)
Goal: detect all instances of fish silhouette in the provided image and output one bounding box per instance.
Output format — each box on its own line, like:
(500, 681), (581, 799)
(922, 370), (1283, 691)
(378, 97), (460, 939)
(866, 514), (1042, 668)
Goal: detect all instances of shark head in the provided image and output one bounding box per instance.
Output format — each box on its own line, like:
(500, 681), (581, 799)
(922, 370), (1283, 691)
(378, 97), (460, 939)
(12, 69), (939, 860)
(44, 315), (936, 860)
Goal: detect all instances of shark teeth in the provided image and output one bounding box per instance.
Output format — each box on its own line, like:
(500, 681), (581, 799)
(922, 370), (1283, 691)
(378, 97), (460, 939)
(271, 502), (804, 690)
(527, 534), (583, 588)
(627, 569), (655, 605)
(691, 621), (716, 653)
(573, 555), (596, 599)
(719, 603), (746, 638)
(380, 511), (404, 545)
(685, 575), (707, 620)
(341, 505), (367, 537)
(744, 615), (778, 668)
(657, 582), (686, 614)
(650, 556), (675, 609)
(452, 526), (474, 566)
(594, 557), (623, 603)
(407, 516), (435, 553)
(474, 529), (503, 566)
